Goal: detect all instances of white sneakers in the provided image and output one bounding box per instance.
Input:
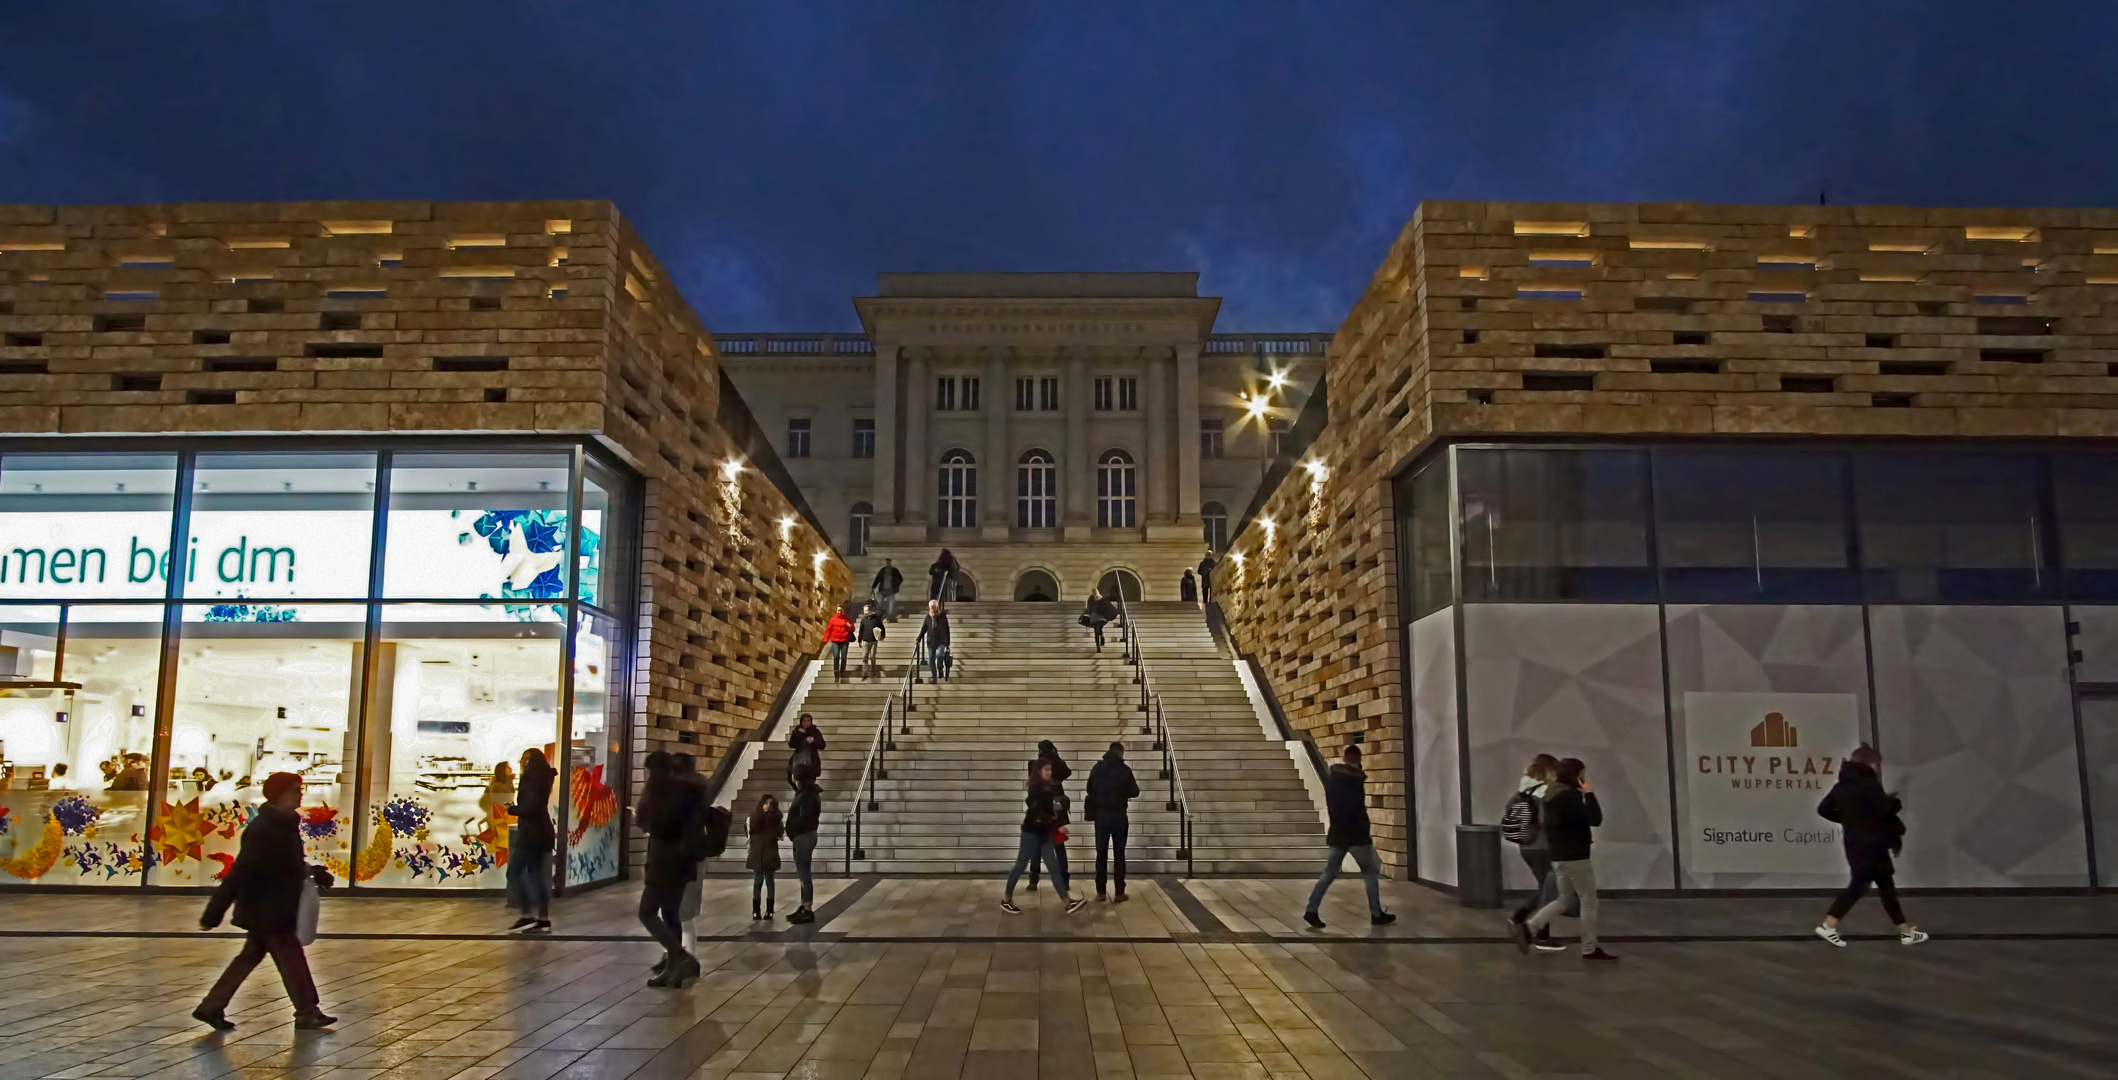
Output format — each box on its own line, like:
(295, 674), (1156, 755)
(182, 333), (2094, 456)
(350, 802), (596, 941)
(1816, 924), (1928, 946)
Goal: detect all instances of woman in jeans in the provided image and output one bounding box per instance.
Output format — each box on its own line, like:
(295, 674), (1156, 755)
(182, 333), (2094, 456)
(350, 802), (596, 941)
(1001, 761), (1086, 915)
(785, 765), (823, 923)
(1512, 758), (1616, 962)
(505, 749), (556, 934)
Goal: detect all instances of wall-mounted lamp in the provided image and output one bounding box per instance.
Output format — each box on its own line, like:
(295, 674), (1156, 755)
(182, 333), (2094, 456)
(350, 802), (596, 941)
(720, 460), (745, 479)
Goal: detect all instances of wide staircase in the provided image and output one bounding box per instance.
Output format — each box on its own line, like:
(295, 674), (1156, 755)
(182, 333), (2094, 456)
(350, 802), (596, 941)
(727, 601), (1327, 876)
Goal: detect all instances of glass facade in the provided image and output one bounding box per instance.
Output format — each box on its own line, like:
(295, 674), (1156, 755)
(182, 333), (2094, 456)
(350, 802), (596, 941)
(0, 443), (636, 891)
(1399, 441), (2118, 891)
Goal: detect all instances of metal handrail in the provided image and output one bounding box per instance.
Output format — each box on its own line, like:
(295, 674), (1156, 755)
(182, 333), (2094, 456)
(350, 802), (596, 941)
(1113, 594), (1194, 876)
(842, 634), (926, 872)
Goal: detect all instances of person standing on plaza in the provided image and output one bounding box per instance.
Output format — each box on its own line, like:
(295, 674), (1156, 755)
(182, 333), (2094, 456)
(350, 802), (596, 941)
(857, 600), (887, 678)
(1002, 759), (1086, 915)
(1512, 757), (1614, 961)
(1815, 745), (1927, 947)
(785, 763), (823, 923)
(822, 606), (856, 679)
(747, 793), (784, 921)
(505, 748), (557, 934)
(1086, 742), (1140, 902)
(1179, 569), (1198, 604)
(1503, 754), (1565, 952)
(1083, 588), (1119, 651)
(1197, 551), (1217, 605)
(872, 558), (904, 621)
(637, 751), (703, 987)
(194, 772), (336, 1031)
(929, 548), (959, 602)
(1027, 739), (1074, 891)
(787, 713), (826, 787)
(918, 600), (953, 681)
(1302, 745), (1395, 928)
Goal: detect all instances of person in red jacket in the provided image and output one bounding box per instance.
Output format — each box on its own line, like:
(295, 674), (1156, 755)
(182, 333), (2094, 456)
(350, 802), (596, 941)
(822, 608), (855, 678)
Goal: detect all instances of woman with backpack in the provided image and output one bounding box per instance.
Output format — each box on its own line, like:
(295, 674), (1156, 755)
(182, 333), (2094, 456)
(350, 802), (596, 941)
(747, 793), (784, 921)
(1510, 757), (1615, 962)
(1503, 754), (1565, 952)
(785, 765), (824, 923)
(1815, 745), (1927, 947)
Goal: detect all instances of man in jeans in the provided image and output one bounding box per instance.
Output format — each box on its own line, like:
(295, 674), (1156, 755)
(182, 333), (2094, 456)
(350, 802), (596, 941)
(1086, 742), (1140, 902)
(1302, 745), (1395, 928)
(917, 600), (952, 682)
(871, 559), (903, 621)
(856, 601), (886, 678)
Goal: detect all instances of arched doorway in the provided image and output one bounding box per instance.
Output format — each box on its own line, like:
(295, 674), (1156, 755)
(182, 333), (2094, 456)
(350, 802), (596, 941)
(1096, 568), (1143, 602)
(1014, 568), (1059, 602)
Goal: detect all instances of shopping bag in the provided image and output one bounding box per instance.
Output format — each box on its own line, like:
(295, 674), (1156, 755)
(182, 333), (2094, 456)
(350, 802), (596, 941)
(296, 876), (321, 946)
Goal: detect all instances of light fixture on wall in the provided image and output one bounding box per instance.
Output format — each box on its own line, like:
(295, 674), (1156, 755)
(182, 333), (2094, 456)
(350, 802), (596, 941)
(1267, 369), (1289, 391)
(720, 460), (745, 479)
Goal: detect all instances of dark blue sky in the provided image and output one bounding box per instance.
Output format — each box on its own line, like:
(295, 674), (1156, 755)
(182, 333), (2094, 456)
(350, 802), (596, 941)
(1, 2), (2111, 330)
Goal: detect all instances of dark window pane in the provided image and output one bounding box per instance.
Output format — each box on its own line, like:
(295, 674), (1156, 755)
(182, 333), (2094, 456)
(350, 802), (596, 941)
(1853, 452), (2048, 602)
(1396, 460), (1453, 619)
(1653, 451), (1855, 603)
(2055, 453), (2118, 600)
(1458, 448), (1652, 601)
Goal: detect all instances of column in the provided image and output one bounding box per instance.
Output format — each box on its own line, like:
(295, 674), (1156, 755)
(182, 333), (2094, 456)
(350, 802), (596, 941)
(1064, 349), (1091, 540)
(872, 344), (898, 522)
(1143, 349), (1170, 524)
(1176, 343), (1202, 522)
(902, 349), (929, 530)
(983, 347), (1011, 540)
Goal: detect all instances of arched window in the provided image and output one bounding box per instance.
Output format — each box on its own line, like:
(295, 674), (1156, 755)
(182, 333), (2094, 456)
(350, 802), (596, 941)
(848, 501), (872, 556)
(936, 450), (977, 528)
(1096, 449), (1136, 529)
(1202, 501), (1228, 553)
(1017, 449), (1057, 529)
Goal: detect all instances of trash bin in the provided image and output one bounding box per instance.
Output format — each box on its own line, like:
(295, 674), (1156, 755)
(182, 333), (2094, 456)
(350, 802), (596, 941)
(1455, 824), (1504, 909)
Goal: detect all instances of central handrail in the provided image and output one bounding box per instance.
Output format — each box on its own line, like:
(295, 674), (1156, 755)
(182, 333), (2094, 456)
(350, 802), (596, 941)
(842, 632), (926, 872)
(1113, 594), (1194, 876)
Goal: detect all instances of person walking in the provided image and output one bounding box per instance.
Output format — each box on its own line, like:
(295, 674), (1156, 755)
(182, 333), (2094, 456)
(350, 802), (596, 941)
(1082, 589), (1119, 651)
(637, 751), (703, 987)
(1302, 745), (1396, 928)
(1086, 742), (1140, 902)
(1179, 569), (1198, 604)
(1816, 745), (1927, 946)
(671, 753), (708, 955)
(194, 772), (336, 1030)
(786, 764), (823, 923)
(918, 600), (953, 682)
(1502, 754), (1565, 952)
(1512, 758), (1615, 961)
(872, 558), (904, 621)
(822, 606), (856, 679)
(747, 794), (784, 921)
(506, 748), (557, 934)
(929, 549), (959, 602)
(1002, 760), (1087, 914)
(1027, 740), (1073, 891)
(1197, 551), (1217, 605)
(787, 713), (826, 787)
(857, 601), (887, 678)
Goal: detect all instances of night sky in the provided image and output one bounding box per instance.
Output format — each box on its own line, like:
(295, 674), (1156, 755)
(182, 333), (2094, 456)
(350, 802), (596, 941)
(1, 2), (2109, 331)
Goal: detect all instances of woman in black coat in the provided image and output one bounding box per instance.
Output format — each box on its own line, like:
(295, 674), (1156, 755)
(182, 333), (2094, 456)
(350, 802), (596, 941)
(636, 752), (704, 986)
(195, 772), (336, 1030)
(1816, 745), (1927, 946)
(506, 748), (558, 933)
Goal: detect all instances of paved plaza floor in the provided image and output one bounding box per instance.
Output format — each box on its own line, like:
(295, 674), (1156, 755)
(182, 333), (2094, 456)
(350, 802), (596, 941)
(0, 878), (2112, 1080)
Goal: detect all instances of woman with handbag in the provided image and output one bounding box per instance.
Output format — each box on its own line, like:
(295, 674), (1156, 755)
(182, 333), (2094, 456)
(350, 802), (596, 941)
(1002, 760), (1085, 914)
(194, 772), (336, 1030)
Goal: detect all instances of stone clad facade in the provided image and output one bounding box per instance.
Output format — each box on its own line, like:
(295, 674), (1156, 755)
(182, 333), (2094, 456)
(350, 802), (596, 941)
(1220, 200), (2118, 884)
(0, 201), (851, 876)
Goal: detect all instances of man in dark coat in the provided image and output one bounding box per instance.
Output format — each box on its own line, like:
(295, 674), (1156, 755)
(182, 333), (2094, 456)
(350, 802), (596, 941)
(917, 600), (953, 681)
(1179, 570), (1198, 604)
(1084, 590), (1120, 651)
(1085, 742), (1141, 902)
(1197, 552), (1217, 604)
(1302, 745), (1394, 928)
(872, 559), (904, 621)
(195, 772), (335, 1030)
(1816, 745), (1926, 946)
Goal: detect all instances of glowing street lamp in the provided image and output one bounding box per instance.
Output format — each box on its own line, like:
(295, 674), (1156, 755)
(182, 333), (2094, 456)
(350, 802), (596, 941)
(720, 459), (745, 480)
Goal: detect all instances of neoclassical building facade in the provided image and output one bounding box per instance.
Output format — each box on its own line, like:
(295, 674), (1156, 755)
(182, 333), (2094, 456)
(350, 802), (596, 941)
(721, 273), (1325, 602)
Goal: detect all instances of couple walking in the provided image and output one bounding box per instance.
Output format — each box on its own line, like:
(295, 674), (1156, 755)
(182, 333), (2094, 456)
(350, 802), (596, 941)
(1001, 740), (1138, 911)
(1502, 755), (1614, 961)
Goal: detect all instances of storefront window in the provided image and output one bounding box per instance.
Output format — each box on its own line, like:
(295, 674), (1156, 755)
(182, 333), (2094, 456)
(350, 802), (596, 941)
(0, 453), (179, 600)
(156, 604), (365, 886)
(357, 604), (563, 888)
(567, 612), (624, 885)
(1854, 453), (2049, 603)
(1458, 448), (1653, 602)
(2054, 453), (2118, 601)
(189, 453), (377, 601)
(1396, 459), (1453, 620)
(383, 454), (573, 602)
(579, 474), (608, 609)
(1654, 450), (1856, 603)
(0, 604), (160, 885)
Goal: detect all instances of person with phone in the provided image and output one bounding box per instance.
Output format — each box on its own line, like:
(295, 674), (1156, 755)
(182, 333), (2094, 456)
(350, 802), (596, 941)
(1511, 758), (1615, 961)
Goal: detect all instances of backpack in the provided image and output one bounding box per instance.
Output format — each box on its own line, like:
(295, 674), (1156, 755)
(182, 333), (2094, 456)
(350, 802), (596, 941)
(686, 804), (732, 860)
(1500, 791), (1542, 845)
